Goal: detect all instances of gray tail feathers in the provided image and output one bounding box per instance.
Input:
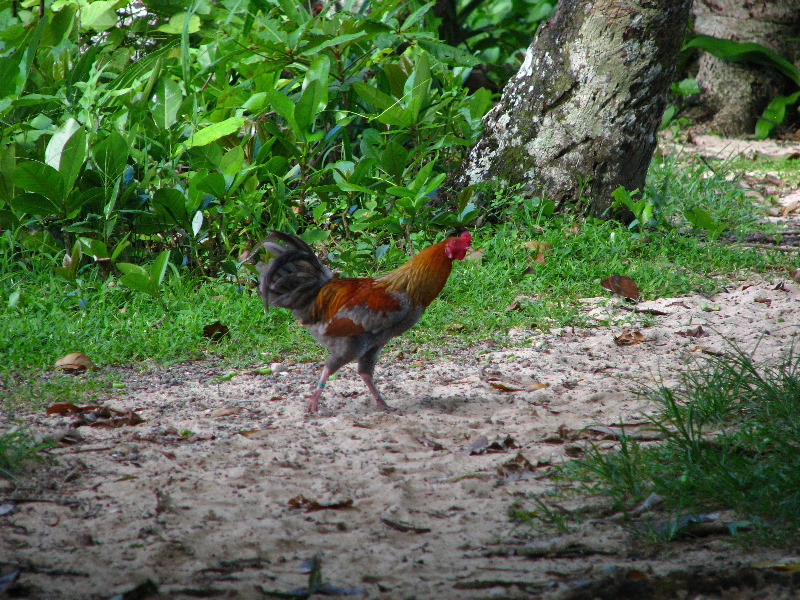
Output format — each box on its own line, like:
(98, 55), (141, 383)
(255, 230), (333, 313)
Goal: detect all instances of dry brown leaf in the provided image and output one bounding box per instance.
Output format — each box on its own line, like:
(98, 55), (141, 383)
(601, 275), (641, 301)
(522, 240), (552, 253)
(489, 381), (523, 392)
(534, 252), (547, 265)
(465, 248), (484, 265)
(465, 435), (517, 455)
(691, 346), (726, 357)
(288, 494), (353, 512)
(54, 352), (96, 372)
(415, 435), (445, 451)
(380, 517), (431, 534)
(614, 330), (647, 346)
(497, 452), (539, 482)
(678, 325), (708, 338)
(790, 268), (800, 282)
(203, 320), (230, 341)
(209, 407), (242, 418)
(780, 201), (799, 216)
(528, 382), (549, 391)
(754, 297), (772, 306)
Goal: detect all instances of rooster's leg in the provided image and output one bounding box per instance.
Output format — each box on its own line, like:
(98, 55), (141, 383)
(359, 372), (390, 410)
(307, 365), (333, 413)
(358, 347), (390, 410)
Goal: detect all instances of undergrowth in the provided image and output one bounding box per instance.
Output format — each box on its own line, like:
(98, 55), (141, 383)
(515, 344), (800, 545)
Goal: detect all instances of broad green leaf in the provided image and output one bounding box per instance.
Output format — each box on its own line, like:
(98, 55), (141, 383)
(219, 146), (245, 178)
(0, 143), (15, 203)
(267, 90), (300, 135)
(414, 38), (481, 67)
(152, 188), (189, 227)
(92, 131), (129, 181)
(352, 82), (396, 111)
(45, 118), (81, 171)
(150, 250), (171, 286)
(191, 211), (203, 237)
(377, 104), (414, 127)
(404, 52), (431, 122)
(684, 35), (800, 87)
(79, 237), (110, 260)
(197, 172), (227, 198)
(755, 91), (800, 139)
(13, 161), (65, 205)
(152, 78), (182, 129)
(59, 126), (88, 192)
(381, 140), (408, 181)
(401, 1), (434, 30)
(295, 81), (326, 135)
(243, 92), (268, 111)
(80, 0), (123, 32)
(116, 263), (149, 277)
(0, 57), (23, 97)
(10, 192), (61, 216)
(157, 12), (201, 34)
(301, 32), (367, 56)
(184, 117), (246, 150)
(119, 272), (156, 296)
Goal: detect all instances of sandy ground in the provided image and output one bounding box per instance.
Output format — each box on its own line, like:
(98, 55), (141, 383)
(3, 135), (800, 599)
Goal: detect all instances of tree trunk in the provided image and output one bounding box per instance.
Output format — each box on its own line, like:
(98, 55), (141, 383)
(691, 0), (800, 137)
(440, 0), (692, 218)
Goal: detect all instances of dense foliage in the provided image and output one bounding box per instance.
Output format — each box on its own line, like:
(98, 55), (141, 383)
(0, 0), (556, 279)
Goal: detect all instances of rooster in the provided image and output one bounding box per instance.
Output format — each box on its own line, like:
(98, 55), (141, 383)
(256, 230), (472, 412)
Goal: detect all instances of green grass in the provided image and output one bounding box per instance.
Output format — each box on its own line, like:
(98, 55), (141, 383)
(0, 428), (53, 478)
(526, 344), (800, 545)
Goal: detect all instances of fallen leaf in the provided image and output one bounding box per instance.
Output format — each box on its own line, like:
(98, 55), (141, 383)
(380, 517), (431, 534)
(445, 322), (465, 331)
(780, 201), (799, 216)
(691, 346), (726, 357)
(415, 435), (445, 451)
(614, 330), (646, 346)
(528, 382), (549, 391)
(678, 325), (708, 338)
(534, 252), (547, 265)
(752, 557), (800, 572)
(601, 275), (640, 301)
(753, 297), (772, 306)
(54, 352), (96, 373)
(466, 248), (484, 265)
(46, 402), (94, 415)
(497, 452), (540, 482)
(288, 494), (353, 512)
(203, 320), (230, 341)
(209, 406), (242, 418)
(586, 424), (664, 441)
(522, 240), (552, 253)
(790, 268), (800, 282)
(465, 435), (517, 455)
(489, 381), (523, 392)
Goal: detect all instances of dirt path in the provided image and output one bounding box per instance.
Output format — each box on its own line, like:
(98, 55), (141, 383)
(3, 278), (800, 599)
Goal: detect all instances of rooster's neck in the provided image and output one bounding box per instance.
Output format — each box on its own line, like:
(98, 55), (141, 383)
(377, 241), (453, 307)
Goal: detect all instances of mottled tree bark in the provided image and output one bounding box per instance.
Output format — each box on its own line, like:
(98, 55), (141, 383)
(441, 0), (692, 218)
(691, 0), (800, 136)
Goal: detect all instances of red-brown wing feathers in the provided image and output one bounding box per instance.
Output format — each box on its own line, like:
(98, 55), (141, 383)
(311, 278), (410, 337)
